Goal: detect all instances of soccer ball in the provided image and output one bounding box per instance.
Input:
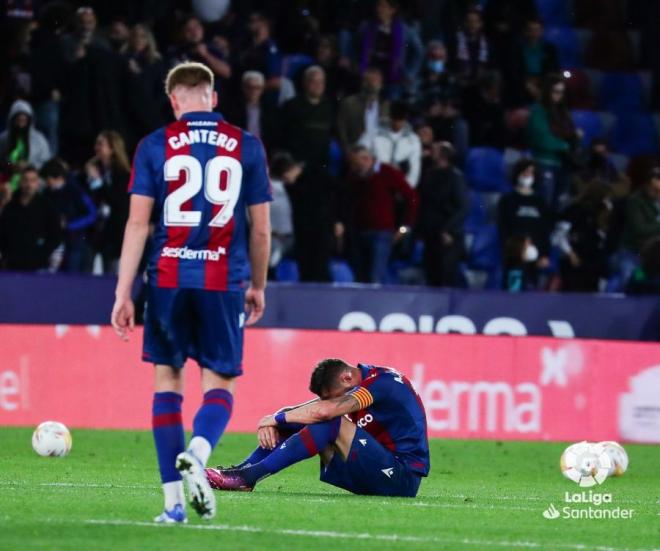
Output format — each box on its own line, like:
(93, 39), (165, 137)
(597, 441), (629, 477)
(560, 441), (611, 486)
(32, 421), (72, 457)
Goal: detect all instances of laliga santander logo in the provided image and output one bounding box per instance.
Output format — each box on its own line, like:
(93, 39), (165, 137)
(560, 442), (612, 487)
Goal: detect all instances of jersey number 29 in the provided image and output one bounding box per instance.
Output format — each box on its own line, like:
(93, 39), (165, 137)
(163, 154), (242, 227)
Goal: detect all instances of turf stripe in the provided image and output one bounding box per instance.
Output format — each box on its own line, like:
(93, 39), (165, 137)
(82, 519), (656, 551)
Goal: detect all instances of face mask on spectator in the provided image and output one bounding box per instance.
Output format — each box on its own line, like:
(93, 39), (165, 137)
(428, 60), (445, 74)
(518, 175), (534, 189)
(523, 244), (539, 263)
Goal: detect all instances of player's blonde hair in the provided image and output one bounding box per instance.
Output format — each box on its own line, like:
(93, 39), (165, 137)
(165, 62), (214, 95)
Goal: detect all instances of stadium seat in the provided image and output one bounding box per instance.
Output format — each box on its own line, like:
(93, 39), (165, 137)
(571, 110), (604, 147)
(329, 259), (355, 283)
(281, 54), (314, 79)
(464, 147), (511, 192)
(609, 113), (658, 156)
(535, 0), (570, 26)
(465, 191), (487, 232)
(467, 225), (501, 272)
(597, 73), (645, 112)
(544, 27), (581, 69)
(328, 139), (343, 177)
(275, 259), (300, 282)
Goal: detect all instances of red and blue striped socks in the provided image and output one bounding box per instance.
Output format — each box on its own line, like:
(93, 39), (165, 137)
(188, 388), (234, 465)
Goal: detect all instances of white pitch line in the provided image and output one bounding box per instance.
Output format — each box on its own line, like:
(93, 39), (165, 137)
(0, 481), (651, 509)
(82, 519), (658, 551)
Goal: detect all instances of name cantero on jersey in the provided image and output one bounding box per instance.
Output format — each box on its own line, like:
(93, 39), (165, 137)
(168, 128), (238, 152)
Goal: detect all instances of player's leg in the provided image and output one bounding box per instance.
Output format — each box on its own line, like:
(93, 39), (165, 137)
(143, 286), (192, 522)
(152, 365), (186, 522)
(320, 426), (422, 498)
(186, 370), (235, 466)
(207, 417), (343, 490)
(176, 290), (244, 518)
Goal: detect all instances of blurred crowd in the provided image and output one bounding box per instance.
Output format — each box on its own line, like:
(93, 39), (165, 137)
(0, 0), (659, 294)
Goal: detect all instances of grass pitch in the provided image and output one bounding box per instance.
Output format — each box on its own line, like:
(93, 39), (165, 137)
(0, 428), (658, 550)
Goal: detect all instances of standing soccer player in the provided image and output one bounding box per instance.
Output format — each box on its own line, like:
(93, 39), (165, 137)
(110, 62), (271, 523)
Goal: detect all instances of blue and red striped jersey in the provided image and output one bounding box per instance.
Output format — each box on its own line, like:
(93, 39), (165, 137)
(348, 364), (430, 476)
(128, 111), (271, 291)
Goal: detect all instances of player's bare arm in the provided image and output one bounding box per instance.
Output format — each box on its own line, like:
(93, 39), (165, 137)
(111, 194), (154, 341)
(259, 393), (361, 429)
(245, 202), (270, 325)
(257, 398), (321, 449)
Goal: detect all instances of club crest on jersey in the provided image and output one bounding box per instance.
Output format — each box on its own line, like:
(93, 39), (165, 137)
(161, 245), (227, 261)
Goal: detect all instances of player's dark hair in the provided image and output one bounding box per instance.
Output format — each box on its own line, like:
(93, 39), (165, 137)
(40, 158), (67, 180)
(309, 358), (351, 396)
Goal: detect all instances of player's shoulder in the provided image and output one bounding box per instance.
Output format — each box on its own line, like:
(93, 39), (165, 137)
(236, 127), (266, 162)
(137, 126), (167, 153)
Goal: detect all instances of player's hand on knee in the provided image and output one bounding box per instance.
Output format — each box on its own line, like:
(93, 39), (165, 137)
(258, 426), (279, 449)
(111, 298), (135, 341)
(244, 287), (265, 326)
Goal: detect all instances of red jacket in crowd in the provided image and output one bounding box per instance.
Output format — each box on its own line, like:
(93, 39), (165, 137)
(348, 162), (418, 232)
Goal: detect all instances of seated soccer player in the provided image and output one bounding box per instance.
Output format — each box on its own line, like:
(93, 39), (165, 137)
(205, 358), (430, 497)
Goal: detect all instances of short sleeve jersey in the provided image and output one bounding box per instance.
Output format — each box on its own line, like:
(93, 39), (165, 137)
(348, 364), (430, 476)
(128, 111), (271, 291)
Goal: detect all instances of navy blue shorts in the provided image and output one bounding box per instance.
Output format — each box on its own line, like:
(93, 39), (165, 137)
(142, 285), (244, 377)
(320, 427), (421, 497)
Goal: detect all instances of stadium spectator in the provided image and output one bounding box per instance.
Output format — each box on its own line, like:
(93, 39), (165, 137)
(419, 40), (456, 106)
(41, 158), (97, 273)
(168, 15), (232, 99)
(268, 151), (300, 272)
(315, 34), (359, 105)
(526, 75), (578, 211)
(0, 180), (11, 214)
(622, 169), (660, 255)
(107, 19), (130, 54)
(239, 12), (282, 101)
(0, 100), (51, 191)
(362, 100), (422, 188)
(0, 166), (62, 271)
(423, 97), (469, 165)
(462, 70), (507, 149)
(553, 181), (613, 292)
(29, 3), (68, 155)
(337, 67), (389, 154)
(58, 9), (127, 164)
(497, 159), (552, 271)
(416, 123), (435, 177)
(60, 6), (110, 62)
(417, 142), (469, 287)
(281, 66), (333, 168)
(517, 19), (559, 96)
(358, 0), (406, 100)
(224, 71), (279, 153)
(575, 139), (630, 198)
(85, 131), (130, 274)
(502, 235), (540, 292)
(124, 24), (167, 144)
(448, 7), (490, 86)
(626, 237), (660, 295)
(345, 145), (418, 283)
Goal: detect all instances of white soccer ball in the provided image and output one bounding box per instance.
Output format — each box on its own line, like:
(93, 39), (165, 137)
(32, 421), (72, 457)
(560, 441), (611, 487)
(597, 441), (629, 477)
